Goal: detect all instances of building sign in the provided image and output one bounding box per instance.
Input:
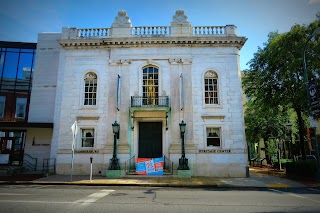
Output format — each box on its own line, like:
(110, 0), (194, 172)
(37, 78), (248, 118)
(199, 149), (231, 154)
(136, 157), (164, 175)
(75, 150), (99, 153)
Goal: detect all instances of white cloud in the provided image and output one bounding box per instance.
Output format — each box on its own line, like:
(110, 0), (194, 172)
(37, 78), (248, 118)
(308, 0), (320, 4)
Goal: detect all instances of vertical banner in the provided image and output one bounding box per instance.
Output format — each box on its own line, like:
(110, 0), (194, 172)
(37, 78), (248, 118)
(70, 121), (78, 181)
(136, 157), (164, 175)
(116, 74), (121, 111)
(180, 73), (183, 110)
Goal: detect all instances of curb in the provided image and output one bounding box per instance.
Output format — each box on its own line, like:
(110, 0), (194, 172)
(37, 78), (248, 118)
(1, 180), (319, 189)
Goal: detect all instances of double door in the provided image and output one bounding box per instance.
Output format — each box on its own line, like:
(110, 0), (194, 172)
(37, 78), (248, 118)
(138, 122), (162, 158)
(0, 131), (25, 165)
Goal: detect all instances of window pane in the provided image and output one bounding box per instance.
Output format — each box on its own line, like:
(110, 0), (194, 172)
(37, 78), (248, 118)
(0, 96), (5, 117)
(18, 53), (34, 80)
(84, 73), (97, 106)
(81, 129), (94, 147)
(207, 127), (221, 146)
(207, 138), (220, 146)
(15, 98), (27, 118)
(3, 52), (19, 79)
(204, 76), (218, 105)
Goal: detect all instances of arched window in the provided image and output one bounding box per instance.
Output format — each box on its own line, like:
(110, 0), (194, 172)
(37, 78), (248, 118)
(142, 66), (159, 105)
(84, 72), (97, 105)
(204, 71), (218, 104)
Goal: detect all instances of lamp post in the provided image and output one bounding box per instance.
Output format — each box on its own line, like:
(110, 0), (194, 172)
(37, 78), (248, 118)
(108, 121), (120, 170)
(178, 120), (189, 170)
(286, 122), (293, 159)
(302, 27), (320, 160)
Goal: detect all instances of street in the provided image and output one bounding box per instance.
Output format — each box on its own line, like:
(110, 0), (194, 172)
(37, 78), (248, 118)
(0, 185), (319, 213)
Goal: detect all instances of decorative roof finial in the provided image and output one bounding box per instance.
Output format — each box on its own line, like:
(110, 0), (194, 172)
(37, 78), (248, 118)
(171, 10), (190, 25)
(112, 10), (132, 28)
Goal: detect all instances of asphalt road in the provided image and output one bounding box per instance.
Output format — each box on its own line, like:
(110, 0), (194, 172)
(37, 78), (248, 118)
(0, 185), (320, 213)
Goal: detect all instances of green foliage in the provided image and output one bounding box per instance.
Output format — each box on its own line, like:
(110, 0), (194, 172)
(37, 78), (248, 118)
(265, 139), (278, 159)
(286, 161), (318, 177)
(242, 16), (320, 157)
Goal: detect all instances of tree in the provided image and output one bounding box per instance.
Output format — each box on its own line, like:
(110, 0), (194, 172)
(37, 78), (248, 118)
(243, 18), (320, 160)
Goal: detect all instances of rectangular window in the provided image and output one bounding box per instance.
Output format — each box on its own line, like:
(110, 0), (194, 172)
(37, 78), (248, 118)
(81, 129), (94, 148)
(84, 79), (97, 105)
(15, 98), (27, 119)
(0, 96), (5, 118)
(207, 127), (221, 147)
(204, 78), (218, 104)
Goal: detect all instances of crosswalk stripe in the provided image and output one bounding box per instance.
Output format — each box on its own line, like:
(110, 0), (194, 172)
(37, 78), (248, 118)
(74, 190), (114, 206)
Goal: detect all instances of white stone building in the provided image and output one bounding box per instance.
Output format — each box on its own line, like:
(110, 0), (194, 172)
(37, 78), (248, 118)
(28, 10), (248, 177)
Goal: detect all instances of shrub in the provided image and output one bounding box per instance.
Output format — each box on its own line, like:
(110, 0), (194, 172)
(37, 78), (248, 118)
(286, 160), (318, 177)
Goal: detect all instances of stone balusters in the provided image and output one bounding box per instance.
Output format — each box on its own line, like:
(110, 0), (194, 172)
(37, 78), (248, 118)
(132, 26), (170, 37)
(192, 26), (226, 35)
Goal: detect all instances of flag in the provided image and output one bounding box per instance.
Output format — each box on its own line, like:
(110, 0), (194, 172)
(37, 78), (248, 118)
(71, 121), (78, 152)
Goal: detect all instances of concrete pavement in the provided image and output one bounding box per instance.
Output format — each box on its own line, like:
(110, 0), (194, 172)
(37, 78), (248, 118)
(1, 167), (319, 188)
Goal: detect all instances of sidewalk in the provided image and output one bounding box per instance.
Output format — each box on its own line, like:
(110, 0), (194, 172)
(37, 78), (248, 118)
(1, 167), (319, 188)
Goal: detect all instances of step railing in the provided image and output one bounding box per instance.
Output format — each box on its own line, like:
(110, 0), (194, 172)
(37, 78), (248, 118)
(125, 155), (136, 174)
(42, 158), (56, 175)
(163, 155), (173, 175)
(23, 153), (37, 171)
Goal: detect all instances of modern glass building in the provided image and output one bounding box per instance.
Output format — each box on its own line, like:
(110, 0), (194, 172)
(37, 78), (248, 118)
(0, 41), (36, 165)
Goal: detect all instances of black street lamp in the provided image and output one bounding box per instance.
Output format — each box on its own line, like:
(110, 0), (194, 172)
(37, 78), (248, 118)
(108, 121), (120, 170)
(286, 122), (293, 159)
(178, 120), (189, 170)
(302, 27), (320, 160)
(303, 27), (320, 86)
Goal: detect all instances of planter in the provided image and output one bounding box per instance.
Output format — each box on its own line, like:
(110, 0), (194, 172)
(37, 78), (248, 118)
(177, 169), (192, 178)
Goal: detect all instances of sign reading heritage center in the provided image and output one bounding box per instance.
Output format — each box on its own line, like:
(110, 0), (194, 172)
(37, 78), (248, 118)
(199, 149), (231, 154)
(136, 157), (164, 175)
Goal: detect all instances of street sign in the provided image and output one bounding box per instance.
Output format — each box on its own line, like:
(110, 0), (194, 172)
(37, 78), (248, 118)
(308, 79), (320, 117)
(309, 116), (319, 128)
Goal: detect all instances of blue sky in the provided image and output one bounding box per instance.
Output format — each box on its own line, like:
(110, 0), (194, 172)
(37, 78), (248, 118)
(0, 0), (319, 70)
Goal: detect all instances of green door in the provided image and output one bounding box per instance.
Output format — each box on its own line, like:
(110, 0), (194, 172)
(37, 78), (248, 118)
(138, 122), (162, 158)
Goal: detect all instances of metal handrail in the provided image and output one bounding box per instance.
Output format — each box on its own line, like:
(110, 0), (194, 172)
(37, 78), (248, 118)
(163, 155), (173, 175)
(42, 158), (56, 175)
(125, 155), (136, 174)
(23, 153), (37, 171)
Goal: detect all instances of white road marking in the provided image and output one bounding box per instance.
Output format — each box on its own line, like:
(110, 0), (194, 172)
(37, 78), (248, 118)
(268, 189), (282, 193)
(288, 193), (320, 204)
(74, 190), (115, 206)
(309, 188), (320, 192)
(269, 189), (320, 204)
(0, 193), (31, 196)
(0, 200), (73, 204)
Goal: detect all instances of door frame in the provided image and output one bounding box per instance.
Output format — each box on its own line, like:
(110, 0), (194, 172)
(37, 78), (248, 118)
(133, 118), (167, 159)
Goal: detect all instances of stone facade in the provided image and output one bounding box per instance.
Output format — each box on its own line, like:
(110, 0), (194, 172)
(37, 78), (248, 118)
(29, 10), (248, 177)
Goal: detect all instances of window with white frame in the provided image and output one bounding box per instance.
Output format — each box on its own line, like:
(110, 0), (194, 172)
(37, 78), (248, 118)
(0, 96), (5, 118)
(142, 66), (159, 105)
(204, 71), (218, 104)
(81, 129), (94, 148)
(84, 72), (97, 105)
(206, 127), (221, 147)
(15, 98), (27, 119)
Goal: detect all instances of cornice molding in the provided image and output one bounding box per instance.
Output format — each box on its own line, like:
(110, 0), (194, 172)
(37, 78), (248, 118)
(59, 36), (247, 50)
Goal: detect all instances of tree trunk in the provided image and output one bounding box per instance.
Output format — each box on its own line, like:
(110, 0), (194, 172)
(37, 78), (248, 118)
(296, 107), (307, 160)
